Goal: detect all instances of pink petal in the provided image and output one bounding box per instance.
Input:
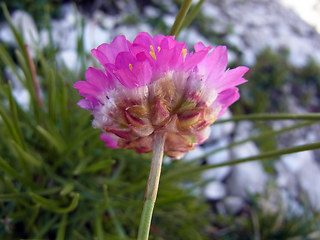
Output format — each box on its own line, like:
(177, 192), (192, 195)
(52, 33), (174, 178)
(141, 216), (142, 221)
(95, 35), (131, 64)
(183, 48), (209, 71)
(194, 42), (206, 51)
(132, 61), (152, 86)
(215, 66), (249, 92)
(91, 49), (110, 66)
(115, 52), (137, 69)
(133, 32), (153, 48)
(215, 87), (240, 118)
(100, 133), (119, 149)
(85, 67), (112, 90)
(77, 98), (99, 110)
(73, 81), (101, 97)
(198, 46), (228, 83)
(115, 68), (139, 88)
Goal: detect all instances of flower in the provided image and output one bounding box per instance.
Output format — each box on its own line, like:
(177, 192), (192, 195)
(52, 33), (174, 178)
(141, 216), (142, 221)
(74, 33), (249, 159)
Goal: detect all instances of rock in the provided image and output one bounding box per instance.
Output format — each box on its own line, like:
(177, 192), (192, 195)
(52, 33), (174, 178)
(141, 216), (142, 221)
(281, 149), (314, 174)
(144, 6), (161, 18)
(233, 121), (254, 141)
(296, 154), (320, 211)
(184, 147), (205, 162)
(227, 141), (268, 198)
(12, 88), (30, 111)
(224, 196), (245, 214)
(11, 10), (39, 56)
(4, 67), (30, 110)
(203, 138), (231, 181)
(84, 20), (110, 52)
(0, 24), (14, 43)
(275, 161), (299, 197)
(180, 28), (211, 48)
(209, 109), (235, 141)
(162, 14), (175, 28)
(57, 50), (78, 71)
(226, 161), (268, 198)
(203, 181), (226, 200)
(280, 190), (304, 216)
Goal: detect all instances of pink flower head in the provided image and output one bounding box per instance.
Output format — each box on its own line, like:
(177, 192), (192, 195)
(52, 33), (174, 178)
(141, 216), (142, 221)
(74, 33), (249, 159)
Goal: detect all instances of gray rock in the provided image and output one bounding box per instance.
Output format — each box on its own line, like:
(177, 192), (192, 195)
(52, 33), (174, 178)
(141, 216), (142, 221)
(84, 20), (109, 52)
(226, 161), (268, 198)
(203, 138), (231, 181)
(296, 154), (320, 211)
(57, 50), (78, 71)
(11, 10), (39, 56)
(227, 142), (268, 198)
(209, 109), (235, 141)
(184, 147), (205, 162)
(203, 181), (226, 200)
(224, 196), (245, 214)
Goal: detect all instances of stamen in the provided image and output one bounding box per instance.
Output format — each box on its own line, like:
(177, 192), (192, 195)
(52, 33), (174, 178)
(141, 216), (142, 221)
(157, 46), (161, 52)
(129, 63), (133, 71)
(182, 49), (187, 58)
(149, 45), (157, 60)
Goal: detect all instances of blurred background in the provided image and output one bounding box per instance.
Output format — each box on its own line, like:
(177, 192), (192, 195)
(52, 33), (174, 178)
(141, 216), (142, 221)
(1, 0), (320, 239)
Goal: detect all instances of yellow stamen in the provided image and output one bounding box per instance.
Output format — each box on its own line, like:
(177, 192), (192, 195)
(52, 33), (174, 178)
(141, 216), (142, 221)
(157, 46), (161, 52)
(129, 63), (133, 71)
(149, 45), (157, 60)
(182, 49), (187, 58)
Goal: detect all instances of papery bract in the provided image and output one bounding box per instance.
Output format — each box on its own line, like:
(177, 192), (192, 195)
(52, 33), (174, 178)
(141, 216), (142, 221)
(74, 32), (249, 159)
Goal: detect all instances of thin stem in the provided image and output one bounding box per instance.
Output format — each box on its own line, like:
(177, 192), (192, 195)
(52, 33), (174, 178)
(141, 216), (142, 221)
(188, 120), (317, 163)
(169, 0), (193, 36)
(163, 141), (320, 181)
(215, 113), (320, 124)
(25, 45), (43, 107)
(137, 132), (166, 240)
(177, 0), (205, 35)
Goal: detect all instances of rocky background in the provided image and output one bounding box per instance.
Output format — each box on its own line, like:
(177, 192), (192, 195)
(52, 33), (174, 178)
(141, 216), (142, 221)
(1, 0), (320, 235)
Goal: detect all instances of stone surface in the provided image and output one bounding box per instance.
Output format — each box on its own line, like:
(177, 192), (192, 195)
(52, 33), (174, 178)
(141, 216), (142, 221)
(203, 181), (226, 200)
(226, 161), (268, 198)
(224, 196), (245, 214)
(226, 142), (268, 198)
(11, 10), (39, 56)
(296, 154), (320, 211)
(184, 147), (205, 162)
(209, 109), (235, 142)
(203, 138), (231, 181)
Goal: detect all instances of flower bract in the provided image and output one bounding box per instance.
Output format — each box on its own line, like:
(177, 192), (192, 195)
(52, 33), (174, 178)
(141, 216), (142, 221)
(74, 33), (249, 159)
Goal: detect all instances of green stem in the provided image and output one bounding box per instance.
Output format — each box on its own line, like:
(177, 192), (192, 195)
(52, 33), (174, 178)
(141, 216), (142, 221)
(169, 0), (193, 36)
(177, 0), (205, 35)
(137, 132), (166, 240)
(164, 141), (320, 181)
(215, 113), (320, 123)
(189, 120), (317, 163)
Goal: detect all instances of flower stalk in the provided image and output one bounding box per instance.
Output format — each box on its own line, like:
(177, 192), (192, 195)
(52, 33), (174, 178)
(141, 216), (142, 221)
(169, 0), (193, 36)
(137, 132), (166, 240)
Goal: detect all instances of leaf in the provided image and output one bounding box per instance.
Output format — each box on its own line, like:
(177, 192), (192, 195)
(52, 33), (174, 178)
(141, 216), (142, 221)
(30, 192), (80, 213)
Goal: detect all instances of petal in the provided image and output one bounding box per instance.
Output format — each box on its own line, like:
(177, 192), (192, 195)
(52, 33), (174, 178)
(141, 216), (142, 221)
(115, 68), (139, 88)
(132, 61), (152, 86)
(194, 42), (206, 51)
(95, 35), (131, 64)
(85, 67), (113, 90)
(183, 48), (209, 71)
(198, 45), (228, 82)
(214, 66), (249, 91)
(77, 98), (99, 110)
(91, 49), (110, 66)
(115, 52), (137, 69)
(100, 133), (119, 149)
(215, 87), (240, 118)
(73, 81), (101, 97)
